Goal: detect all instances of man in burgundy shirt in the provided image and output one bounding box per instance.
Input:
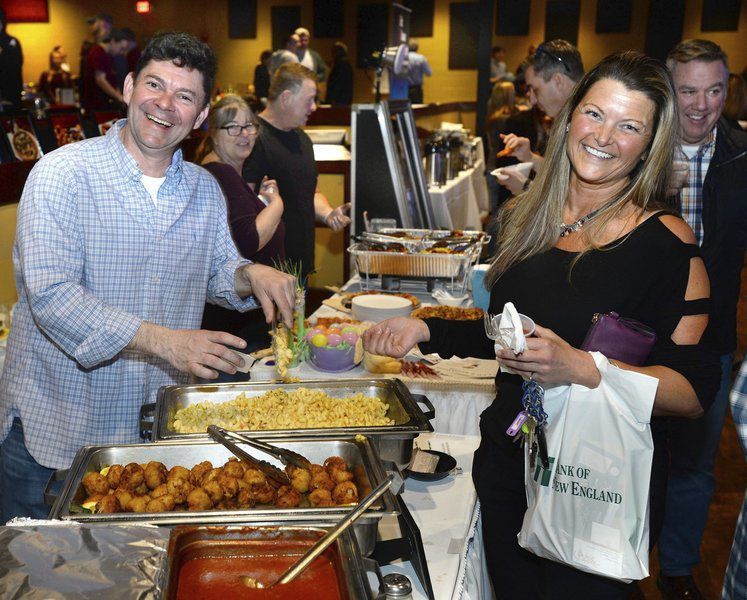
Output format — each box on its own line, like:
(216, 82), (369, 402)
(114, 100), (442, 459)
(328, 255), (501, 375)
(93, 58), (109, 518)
(82, 29), (128, 111)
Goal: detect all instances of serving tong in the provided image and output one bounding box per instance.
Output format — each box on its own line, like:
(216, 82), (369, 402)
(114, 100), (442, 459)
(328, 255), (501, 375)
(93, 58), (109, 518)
(206, 425), (313, 487)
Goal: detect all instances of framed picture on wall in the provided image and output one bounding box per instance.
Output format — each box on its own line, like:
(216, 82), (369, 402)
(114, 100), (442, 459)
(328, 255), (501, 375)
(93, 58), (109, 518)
(0, 116), (43, 161)
(0, 0), (50, 23)
(48, 111), (85, 148)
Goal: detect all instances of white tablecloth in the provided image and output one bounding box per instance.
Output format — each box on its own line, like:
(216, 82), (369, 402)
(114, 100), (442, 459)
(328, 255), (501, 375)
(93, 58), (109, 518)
(428, 138), (488, 231)
(379, 433), (493, 600)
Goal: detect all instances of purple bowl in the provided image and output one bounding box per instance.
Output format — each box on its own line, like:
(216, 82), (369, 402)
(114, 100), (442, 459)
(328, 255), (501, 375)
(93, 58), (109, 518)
(308, 345), (358, 372)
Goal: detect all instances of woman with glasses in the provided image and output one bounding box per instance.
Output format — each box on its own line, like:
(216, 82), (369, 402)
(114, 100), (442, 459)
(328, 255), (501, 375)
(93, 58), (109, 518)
(364, 52), (719, 597)
(195, 94), (285, 359)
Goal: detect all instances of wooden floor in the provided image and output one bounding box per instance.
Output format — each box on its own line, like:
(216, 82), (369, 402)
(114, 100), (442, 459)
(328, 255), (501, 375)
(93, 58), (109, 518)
(309, 274), (747, 599)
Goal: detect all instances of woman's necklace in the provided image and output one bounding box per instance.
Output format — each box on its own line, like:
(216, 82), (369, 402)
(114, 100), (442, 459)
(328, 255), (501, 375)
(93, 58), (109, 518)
(559, 198), (619, 237)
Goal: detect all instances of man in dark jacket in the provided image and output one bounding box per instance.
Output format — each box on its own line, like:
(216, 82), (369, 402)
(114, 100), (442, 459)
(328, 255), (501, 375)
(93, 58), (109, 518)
(657, 39), (747, 600)
(0, 8), (23, 112)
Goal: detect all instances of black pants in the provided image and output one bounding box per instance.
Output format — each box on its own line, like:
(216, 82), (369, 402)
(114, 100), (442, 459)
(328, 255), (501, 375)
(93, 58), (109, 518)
(408, 85), (423, 104)
(472, 421), (644, 599)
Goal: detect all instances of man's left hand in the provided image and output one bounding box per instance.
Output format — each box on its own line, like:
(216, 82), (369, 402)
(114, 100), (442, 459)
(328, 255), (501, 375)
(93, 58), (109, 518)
(325, 203), (351, 231)
(240, 263), (296, 327)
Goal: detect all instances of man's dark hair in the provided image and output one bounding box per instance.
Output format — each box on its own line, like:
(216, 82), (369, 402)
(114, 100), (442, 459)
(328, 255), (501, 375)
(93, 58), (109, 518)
(121, 27), (137, 42)
(134, 31), (217, 106)
(529, 39), (584, 83)
(0, 7), (7, 28)
(492, 46), (504, 54)
(103, 29), (128, 44)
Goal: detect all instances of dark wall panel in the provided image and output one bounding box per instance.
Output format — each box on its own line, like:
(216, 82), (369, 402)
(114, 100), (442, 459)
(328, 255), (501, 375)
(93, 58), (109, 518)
(449, 2), (480, 70)
(405, 0), (435, 37)
(644, 0), (685, 61)
(314, 0), (344, 38)
(495, 0), (530, 35)
(545, 0), (580, 46)
(701, 0), (741, 31)
(228, 0), (257, 39)
(595, 0), (632, 33)
(356, 4), (389, 68)
(271, 5), (301, 52)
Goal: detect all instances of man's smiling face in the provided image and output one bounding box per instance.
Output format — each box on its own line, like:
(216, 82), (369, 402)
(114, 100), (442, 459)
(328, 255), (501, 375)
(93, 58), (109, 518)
(671, 59), (728, 146)
(122, 59), (209, 160)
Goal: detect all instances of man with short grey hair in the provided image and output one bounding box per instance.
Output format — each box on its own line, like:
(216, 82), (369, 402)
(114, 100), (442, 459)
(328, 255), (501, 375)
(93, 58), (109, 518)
(294, 27), (326, 82)
(657, 38), (747, 600)
(243, 63), (350, 282)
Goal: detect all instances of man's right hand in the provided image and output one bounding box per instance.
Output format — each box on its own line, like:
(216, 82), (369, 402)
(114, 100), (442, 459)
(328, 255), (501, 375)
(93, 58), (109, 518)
(129, 323), (247, 379)
(667, 160), (689, 197)
(499, 134), (533, 163)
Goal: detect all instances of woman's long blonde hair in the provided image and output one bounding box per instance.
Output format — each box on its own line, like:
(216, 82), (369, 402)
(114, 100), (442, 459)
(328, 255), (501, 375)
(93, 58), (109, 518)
(485, 51), (679, 289)
(194, 94), (255, 164)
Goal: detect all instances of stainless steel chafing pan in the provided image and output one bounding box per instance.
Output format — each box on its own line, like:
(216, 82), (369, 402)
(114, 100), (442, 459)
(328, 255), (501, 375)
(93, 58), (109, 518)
(161, 525), (385, 600)
(140, 378), (435, 469)
(46, 437), (398, 556)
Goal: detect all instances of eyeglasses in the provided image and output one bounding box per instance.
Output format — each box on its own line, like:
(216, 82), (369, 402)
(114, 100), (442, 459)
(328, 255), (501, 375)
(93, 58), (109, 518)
(535, 44), (571, 74)
(220, 123), (259, 136)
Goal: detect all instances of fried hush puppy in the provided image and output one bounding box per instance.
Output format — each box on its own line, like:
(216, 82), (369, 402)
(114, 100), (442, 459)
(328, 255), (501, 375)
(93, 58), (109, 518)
(308, 488), (335, 507)
(143, 461), (167, 490)
(310, 471), (335, 493)
(285, 465), (311, 493)
(105, 464), (124, 489)
(332, 481), (359, 505)
(82, 471), (109, 496)
(274, 485), (301, 508)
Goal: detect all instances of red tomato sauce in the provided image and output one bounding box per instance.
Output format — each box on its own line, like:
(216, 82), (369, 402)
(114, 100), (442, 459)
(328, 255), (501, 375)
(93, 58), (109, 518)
(175, 552), (345, 600)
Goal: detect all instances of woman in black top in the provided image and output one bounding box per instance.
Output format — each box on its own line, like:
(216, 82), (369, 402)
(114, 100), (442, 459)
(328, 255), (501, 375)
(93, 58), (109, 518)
(364, 52), (719, 598)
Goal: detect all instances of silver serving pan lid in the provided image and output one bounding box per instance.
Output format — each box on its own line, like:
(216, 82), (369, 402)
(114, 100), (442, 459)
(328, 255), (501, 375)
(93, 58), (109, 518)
(143, 378), (434, 444)
(48, 436), (399, 527)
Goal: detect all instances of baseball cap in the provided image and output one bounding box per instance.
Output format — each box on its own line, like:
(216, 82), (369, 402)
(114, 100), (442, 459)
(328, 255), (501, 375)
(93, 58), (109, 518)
(87, 13), (113, 25)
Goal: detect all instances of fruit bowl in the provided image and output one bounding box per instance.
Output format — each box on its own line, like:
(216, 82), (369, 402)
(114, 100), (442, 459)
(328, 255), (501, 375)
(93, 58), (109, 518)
(304, 321), (370, 372)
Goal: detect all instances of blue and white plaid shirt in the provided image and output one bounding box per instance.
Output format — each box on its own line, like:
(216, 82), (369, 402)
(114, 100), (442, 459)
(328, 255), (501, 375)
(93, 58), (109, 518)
(0, 119), (257, 469)
(678, 128), (716, 246)
(723, 357), (747, 599)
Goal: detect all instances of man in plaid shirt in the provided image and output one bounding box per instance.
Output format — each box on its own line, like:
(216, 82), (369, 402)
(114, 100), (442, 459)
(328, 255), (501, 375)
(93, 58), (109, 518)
(657, 40), (747, 600)
(723, 357), (747, 599)
(0, 32), (296, 522)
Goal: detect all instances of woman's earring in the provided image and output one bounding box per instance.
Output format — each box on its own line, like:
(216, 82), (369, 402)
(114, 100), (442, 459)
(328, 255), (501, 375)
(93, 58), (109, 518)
(565, 123), (570, 132)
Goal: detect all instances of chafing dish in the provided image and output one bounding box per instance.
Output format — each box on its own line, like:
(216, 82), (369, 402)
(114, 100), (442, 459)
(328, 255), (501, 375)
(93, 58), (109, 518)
(162, 525), (384, 600)
(349, 227), (486, 278)
(47, 437), (398, 556)
(140, 378), (434, 469)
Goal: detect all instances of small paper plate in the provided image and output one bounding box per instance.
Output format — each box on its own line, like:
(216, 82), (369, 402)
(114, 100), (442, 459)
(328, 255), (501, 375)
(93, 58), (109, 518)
(406, 450), (457, 481)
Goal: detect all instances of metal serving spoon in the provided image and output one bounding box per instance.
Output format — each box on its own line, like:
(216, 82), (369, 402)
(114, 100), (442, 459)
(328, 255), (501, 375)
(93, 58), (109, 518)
(240, 474), (394, 589)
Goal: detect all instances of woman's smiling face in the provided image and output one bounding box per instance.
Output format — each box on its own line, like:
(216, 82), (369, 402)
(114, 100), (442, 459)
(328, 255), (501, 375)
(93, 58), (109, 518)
(566, 78), (655, 190)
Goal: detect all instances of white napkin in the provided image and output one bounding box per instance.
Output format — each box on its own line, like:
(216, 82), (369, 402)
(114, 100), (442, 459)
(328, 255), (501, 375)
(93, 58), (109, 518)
(495, 302), (527, 375)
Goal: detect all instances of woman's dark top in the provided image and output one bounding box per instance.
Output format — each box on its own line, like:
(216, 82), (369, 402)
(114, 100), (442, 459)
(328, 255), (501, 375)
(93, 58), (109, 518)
(253, 63), (270, 99)
(201, 162), (285, 349)
(421, 213), (720, 490)
(326, 59), (353, 106)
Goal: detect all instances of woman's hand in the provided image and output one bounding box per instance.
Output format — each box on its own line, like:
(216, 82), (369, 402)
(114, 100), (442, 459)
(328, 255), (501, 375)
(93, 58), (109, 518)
(495, 324), (601, 388)
(362, 317), (430, 358)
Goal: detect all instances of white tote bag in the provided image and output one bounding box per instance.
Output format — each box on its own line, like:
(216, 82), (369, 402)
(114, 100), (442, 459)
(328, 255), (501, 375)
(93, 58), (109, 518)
(517, 352), (658, 582)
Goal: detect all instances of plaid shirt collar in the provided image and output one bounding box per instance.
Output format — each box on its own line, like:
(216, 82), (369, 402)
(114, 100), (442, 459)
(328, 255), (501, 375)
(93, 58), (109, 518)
(106, 118), (184, 190)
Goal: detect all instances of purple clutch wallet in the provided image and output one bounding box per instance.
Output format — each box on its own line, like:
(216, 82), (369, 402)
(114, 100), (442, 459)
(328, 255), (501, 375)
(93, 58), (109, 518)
(580, 311), (657, 367)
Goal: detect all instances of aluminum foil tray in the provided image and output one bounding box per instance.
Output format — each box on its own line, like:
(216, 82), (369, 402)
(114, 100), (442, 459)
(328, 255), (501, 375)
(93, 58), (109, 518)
(349, 243), (479, 279)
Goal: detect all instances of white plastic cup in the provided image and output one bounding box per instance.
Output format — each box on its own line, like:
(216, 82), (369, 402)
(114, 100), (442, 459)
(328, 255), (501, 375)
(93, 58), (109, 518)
(496, 312), (536, 337)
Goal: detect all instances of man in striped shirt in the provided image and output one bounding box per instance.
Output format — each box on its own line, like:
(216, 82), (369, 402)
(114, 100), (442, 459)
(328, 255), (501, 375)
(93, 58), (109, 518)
(0, 32), (296, 522)
(658, 39), (747, 600)
(723, 358), (747, 599)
